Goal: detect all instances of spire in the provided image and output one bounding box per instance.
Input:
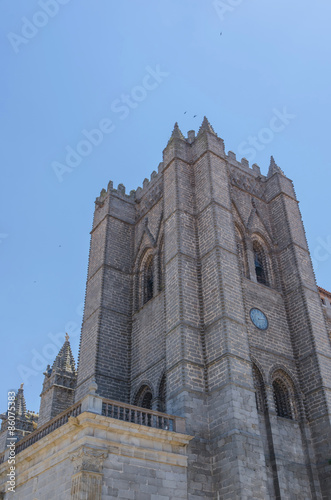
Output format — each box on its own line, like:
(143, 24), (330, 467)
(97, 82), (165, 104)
(15, 384), (27, 417)
(52, 334), (76, 374)
(267, 156), (284, 178)
(197, 116), (217, 137)
(167, 122), (185, 145)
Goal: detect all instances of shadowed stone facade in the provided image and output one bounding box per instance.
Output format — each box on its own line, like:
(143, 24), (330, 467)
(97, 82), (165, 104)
(0, 119), (330, 499)
(74, 119), (331, 498)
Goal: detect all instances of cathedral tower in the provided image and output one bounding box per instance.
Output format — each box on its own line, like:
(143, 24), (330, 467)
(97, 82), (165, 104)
(73, 119), (331, 499)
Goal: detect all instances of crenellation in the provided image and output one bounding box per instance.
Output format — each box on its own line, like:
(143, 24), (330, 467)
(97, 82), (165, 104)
(117, 183), (125, 195)
(252, 163), (261, 175)
(227, 150), (237, 162)
(241, 157), (249, 169)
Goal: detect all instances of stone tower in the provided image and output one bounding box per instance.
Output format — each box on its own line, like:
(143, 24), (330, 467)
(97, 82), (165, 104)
(38, 334), (77, 427)
(72, 118), (331, 499)
(0, 385), (38, 453)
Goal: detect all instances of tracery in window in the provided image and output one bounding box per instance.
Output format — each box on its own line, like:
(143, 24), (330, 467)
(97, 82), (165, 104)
(273, 379), (293, 419)
(135, 385), (153, 410)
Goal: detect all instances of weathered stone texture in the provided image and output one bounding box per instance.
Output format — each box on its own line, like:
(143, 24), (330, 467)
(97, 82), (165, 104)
(7, 120), (330, 499)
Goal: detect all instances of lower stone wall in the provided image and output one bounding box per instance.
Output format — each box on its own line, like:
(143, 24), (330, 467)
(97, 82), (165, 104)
(0, 411), (192, 500)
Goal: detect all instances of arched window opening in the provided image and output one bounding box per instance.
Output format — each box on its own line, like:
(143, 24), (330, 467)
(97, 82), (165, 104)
(273, 379), (292, 419)
(141, 391), (153, 410)
(158, 375), (166, 412)
(252, 364), (267, 413)
(144, 256), (154, 304)
(253, 241), (268, 286)
(135, 385), (153, 410)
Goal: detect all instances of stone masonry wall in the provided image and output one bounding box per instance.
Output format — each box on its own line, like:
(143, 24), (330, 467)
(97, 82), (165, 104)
(73, 120), (331, 499)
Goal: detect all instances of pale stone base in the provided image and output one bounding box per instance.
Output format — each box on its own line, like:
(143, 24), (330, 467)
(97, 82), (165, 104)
(0, 412), (192, 500)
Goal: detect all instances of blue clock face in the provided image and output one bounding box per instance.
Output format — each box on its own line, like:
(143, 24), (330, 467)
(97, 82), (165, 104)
(250, 308), (268, 330)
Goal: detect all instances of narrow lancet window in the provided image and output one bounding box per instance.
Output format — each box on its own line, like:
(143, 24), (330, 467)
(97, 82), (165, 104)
(253, 241), (268, 286)
(273, 379), (292, 419)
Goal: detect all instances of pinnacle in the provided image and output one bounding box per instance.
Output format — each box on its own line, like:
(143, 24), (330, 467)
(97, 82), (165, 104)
(167, 122), (185, 144)
(15, 384), (27, 417)
(197, 116), (217, 137)
(52, 336), (76, 374)
(268, 156), (285, 177)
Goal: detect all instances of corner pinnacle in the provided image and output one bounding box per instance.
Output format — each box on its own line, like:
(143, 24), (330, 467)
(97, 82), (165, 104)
(268, 156), (285, 177)
(167, 122), (185, 145)
(197, 116), (217, 137)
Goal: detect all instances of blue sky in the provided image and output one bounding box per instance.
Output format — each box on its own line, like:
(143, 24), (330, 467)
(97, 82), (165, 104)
(1, 0), (331, 413)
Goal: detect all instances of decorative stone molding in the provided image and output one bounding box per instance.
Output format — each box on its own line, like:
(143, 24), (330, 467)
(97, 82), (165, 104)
(70, 446), (108, 474)
(70, 446), (108, 500)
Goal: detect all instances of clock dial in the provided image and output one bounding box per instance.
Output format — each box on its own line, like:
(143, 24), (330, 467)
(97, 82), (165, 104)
(250, 308), (268, 330)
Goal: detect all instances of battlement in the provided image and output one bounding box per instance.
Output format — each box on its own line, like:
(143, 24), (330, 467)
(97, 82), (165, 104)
(95, 161), (164, 208)
(226, 150), (263, 179)
(95, 118), (286, 210)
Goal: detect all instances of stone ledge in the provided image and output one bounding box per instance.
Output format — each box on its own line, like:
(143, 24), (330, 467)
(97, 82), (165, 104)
(0, 411), (193, 495)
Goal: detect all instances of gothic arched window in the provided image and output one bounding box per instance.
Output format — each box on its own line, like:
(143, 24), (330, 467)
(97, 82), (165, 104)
(135, 385), (153, 410)
(253, 241), (269, 286)
(252, 364), (267, 413)
(143, 255), (154, 304)
(273, 379), (292, 419)
(141, 391), (153, 409)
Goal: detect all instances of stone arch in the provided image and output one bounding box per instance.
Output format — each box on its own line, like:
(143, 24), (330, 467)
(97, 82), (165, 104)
(143, 254), (154, 304)
(251, 234), (273, 287)
(134, 247), (154, 310)
(133, 384), (154, 410)
(270, 368), (299, 420)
